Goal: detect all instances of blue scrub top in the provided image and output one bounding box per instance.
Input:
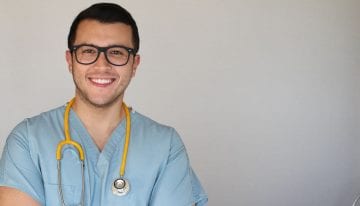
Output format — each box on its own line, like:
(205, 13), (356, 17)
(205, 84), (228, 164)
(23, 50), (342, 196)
(0, 105), (208, 205)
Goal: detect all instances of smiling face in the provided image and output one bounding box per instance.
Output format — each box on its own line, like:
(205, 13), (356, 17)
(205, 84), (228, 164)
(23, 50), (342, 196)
(66, 19), (140, 108)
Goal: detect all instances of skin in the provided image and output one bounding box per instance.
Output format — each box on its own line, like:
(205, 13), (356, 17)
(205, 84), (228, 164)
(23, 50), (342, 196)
(68, 20), (140, 110)
(0, 19), (140, 205)
(66, 20), (140, 150)
(0, 187), (40, 206)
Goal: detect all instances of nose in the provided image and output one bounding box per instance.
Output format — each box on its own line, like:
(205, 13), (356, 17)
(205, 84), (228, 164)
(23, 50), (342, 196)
(94, 51), (111, 68)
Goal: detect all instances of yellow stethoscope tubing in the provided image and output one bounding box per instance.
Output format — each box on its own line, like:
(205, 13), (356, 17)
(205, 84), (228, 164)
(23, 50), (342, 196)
(56, 98), (85, 160)
(56, 98), (131, 177)
(120, 101), (131, 177)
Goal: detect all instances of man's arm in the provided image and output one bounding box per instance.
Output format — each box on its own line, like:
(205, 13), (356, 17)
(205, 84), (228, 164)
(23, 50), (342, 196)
(149, 129), (208, 206)
(0, 187), (40, 206)
(0, 123), (45, 205)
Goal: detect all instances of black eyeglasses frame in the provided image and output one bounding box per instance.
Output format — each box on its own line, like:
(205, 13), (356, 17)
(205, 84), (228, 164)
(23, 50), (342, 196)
(70, 44), (136, 66)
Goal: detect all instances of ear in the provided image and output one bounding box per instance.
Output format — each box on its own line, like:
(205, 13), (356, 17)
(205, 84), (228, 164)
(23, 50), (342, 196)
(65, 50), (73, 73)
(131, 54), (141, 77)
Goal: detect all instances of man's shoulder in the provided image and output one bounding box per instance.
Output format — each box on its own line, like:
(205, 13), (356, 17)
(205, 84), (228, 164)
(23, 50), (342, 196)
(25, 105), (64, 124)
(131, 110), (183, 140)
(11, 105), (65, 134)
(132, 110), (174, 132)
(5, 105), (65, 151)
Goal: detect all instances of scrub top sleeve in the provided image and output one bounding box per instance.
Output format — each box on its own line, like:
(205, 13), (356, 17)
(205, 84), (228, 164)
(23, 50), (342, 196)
(149, 129), (208, 206)
(189, 168), (208, 206)
(0, 126), (45, 205)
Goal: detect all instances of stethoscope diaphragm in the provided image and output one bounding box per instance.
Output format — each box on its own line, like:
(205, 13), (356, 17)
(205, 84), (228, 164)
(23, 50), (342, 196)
(112, 178), (130, 196)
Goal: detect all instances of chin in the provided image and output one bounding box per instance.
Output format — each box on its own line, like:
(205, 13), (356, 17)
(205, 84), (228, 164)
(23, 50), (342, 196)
(87, 96), (122, 108)
(75, 88), (123, 108)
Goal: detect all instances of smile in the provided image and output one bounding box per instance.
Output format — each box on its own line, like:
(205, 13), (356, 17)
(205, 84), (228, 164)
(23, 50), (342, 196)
(89, 78), (115, 86)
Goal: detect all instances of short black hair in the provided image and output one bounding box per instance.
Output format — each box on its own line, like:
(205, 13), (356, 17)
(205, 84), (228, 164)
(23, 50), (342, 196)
(68, 3), (140, 53)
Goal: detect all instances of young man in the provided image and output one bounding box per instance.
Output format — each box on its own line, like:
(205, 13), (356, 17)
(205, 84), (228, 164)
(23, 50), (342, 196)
(0, 3), (207, 206)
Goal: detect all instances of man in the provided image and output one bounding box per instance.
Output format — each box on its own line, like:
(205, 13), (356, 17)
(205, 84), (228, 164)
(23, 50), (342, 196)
(0, 3), (207, 206)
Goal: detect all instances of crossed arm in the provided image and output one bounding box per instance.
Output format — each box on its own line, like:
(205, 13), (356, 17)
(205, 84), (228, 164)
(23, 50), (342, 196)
(0, 187), (40, 206)
(0, 187), (196, 206)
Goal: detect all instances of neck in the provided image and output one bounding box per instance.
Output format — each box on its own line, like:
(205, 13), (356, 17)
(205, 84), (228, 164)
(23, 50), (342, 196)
(72, 97), (124, 150)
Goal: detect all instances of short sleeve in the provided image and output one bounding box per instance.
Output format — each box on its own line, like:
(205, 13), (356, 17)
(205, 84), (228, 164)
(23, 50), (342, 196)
(149, 129), (208, 206)
(0, 121), (45, 204)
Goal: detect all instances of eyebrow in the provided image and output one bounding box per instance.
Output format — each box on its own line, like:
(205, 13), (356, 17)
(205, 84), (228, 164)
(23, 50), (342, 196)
(74, 43), (132, 48)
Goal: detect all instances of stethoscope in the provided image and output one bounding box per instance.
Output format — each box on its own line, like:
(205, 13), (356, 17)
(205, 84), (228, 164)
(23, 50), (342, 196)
(353, 194), (360, 206)
(56, 98), (131, 206)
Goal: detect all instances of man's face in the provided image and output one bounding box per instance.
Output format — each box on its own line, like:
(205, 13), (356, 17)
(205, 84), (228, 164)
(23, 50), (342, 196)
(66, 19), (140, 108)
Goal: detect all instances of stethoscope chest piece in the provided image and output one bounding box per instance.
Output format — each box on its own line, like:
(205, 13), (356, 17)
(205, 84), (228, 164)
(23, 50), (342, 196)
(112, 178), (130, 196)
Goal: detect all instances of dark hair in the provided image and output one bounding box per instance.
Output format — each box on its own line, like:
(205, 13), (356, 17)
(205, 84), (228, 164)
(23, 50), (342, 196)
(68, 3), (140, 53)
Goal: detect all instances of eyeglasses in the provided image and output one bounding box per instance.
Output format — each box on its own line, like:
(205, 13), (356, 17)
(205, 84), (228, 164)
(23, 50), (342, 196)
(71, 44), (136, 66)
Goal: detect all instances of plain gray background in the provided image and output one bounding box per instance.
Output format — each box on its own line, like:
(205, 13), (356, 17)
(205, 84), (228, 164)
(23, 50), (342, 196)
(1, 0), (360, 205)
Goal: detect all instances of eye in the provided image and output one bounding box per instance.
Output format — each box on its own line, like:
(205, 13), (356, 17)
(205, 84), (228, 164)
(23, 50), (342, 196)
(81, 48), (97, 54)
(108, 48), (127, 56)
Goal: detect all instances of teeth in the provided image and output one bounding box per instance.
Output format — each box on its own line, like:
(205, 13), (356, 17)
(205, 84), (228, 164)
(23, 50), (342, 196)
(91, 78), (112, 84)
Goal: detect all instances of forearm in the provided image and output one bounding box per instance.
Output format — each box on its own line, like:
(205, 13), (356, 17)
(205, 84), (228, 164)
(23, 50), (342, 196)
(0, 187), (40, 206)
